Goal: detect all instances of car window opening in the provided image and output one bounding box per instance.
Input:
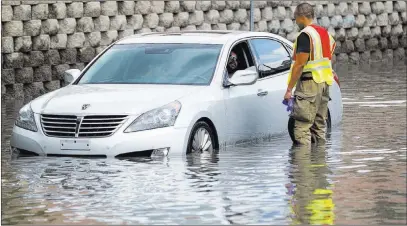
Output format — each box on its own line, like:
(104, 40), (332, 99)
(226, 41), (255, 79)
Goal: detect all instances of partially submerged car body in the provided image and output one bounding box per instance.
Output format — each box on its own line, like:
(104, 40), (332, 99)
(11, 31), (343, 158)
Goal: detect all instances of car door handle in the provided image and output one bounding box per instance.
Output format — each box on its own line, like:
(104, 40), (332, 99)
(257, 90), (268, 96)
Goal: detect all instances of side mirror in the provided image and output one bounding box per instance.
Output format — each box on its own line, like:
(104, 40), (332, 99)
(63, 69), (81, 84)
(228, 69), (258, 86)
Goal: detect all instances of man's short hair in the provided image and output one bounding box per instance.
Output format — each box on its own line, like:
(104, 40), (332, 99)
(294, 3), (314, 19)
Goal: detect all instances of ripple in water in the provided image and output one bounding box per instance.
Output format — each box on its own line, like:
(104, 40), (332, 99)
(1, 63), (406, 225)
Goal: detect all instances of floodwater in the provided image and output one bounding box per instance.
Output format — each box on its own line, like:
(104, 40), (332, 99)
(1, 62), (406, 225)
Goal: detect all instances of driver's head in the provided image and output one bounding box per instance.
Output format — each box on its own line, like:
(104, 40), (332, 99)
(228, 51), (238, 70)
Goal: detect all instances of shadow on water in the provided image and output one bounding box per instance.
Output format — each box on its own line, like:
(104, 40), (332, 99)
(1, 63), (406, 225)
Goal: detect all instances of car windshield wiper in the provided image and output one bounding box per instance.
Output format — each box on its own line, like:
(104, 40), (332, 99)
(263, 59), (292, 70)
(260, 62), (292, 76)
(261, 64), (278, 73)
(282, 59), (292, 66)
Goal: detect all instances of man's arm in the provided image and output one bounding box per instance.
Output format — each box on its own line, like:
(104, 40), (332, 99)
(288, 33), (310, 90)
(284, 33), (311, 100)
(287, 53), (309, 90)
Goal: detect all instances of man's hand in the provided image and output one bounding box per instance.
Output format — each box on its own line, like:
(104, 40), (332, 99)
(284, 89), (292, 101)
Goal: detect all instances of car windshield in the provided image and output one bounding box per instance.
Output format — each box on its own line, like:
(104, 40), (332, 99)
(77, 43), (222, 85)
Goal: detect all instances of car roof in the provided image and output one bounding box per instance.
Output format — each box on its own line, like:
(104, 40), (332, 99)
(116, 30), (290, 45)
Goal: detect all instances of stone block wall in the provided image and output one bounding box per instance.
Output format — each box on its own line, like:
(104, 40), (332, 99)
(1, 0), (406, 102)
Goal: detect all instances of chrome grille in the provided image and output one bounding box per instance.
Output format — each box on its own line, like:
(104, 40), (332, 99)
(41, 114), (128, 138)
(79, 115), (127, 137)
(41, 114), (77, 137)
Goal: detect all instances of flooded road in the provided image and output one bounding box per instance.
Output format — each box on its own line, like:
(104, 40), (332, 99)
(1, 63), (406, 225)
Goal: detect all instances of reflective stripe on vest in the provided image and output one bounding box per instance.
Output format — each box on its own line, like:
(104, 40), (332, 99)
(288, 24), (336, 86)
(329, 34), (336, 56)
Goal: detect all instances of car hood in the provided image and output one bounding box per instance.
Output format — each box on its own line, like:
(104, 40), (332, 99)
(31, 84), (203, 115)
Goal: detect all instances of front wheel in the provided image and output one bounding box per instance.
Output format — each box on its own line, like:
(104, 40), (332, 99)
(186, 121), (216, 155)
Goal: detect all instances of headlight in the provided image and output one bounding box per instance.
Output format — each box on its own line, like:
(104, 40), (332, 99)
(15, 103), (38, 132)
(124, 101), (182, 133)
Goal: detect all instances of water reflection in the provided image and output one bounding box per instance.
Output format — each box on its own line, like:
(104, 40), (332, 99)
(2, 63), (406, 225)
(288, 144), (334, 225)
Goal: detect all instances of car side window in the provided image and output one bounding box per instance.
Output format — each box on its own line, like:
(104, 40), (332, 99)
(223, 41), (256, 86)
(284, 43), (293, 56)
(250, 39), (292, 79)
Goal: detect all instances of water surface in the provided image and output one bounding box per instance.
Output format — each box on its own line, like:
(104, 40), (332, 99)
(1, 62), (406, 225)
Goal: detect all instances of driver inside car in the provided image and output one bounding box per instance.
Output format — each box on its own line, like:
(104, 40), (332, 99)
(226, 51), (239, 78)
(226, 50), (257, 79)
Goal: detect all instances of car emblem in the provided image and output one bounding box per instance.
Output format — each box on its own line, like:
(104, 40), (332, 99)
(82, 104), (90, 110)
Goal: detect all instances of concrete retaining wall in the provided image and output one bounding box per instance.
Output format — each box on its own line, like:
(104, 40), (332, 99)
(1, 0), (406, 102)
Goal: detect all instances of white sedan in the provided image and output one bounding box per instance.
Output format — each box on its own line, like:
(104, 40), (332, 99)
(10, 31), (343, 158)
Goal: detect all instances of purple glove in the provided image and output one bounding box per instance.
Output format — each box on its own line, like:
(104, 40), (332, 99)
(282, 97), (294, 112)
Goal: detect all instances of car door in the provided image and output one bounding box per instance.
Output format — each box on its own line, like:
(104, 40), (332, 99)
(222, 40), (266, 145)
(248, 38), (293, 135)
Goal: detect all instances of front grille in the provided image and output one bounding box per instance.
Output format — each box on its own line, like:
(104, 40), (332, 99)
(79, 115), (127, 137)
(41, 114), (128, 138)
(41, 115), (77, 137)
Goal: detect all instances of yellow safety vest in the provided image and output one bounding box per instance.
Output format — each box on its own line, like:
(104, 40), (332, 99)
(287, 25), (336, 86)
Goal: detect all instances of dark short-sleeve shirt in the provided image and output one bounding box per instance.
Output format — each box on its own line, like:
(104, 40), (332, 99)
(295, 32), (312, 76)
(296, 33), (311, 54)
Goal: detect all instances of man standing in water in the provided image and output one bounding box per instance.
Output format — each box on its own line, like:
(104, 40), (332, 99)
(284, 3), (336, 146)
